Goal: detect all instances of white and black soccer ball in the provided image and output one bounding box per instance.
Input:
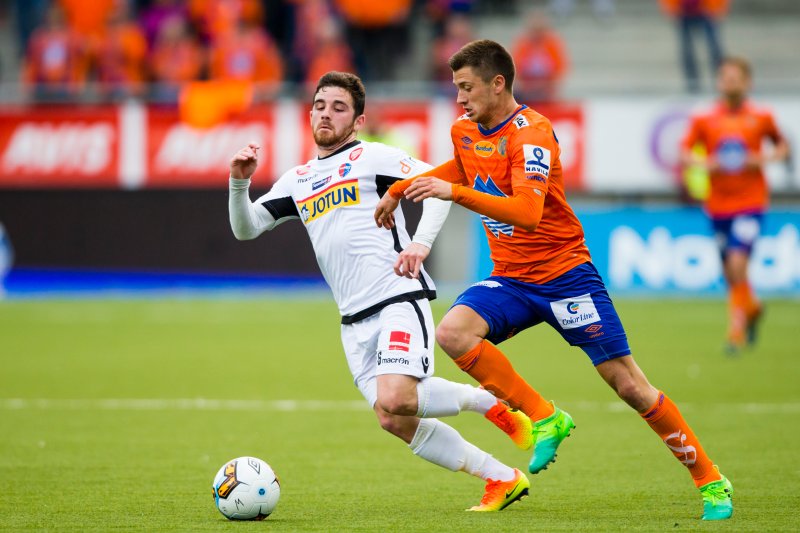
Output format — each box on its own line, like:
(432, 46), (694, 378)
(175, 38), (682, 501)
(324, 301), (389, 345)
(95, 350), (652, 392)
(212, 456), (280, 520)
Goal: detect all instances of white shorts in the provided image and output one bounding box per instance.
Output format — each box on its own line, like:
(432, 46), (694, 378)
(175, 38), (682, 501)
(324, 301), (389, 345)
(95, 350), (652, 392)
(341, 300), (435, 407)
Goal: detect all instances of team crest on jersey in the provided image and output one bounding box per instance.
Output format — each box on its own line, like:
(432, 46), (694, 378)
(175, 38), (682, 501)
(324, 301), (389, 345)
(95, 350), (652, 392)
(474, 141), (495, 158)
(514, 115), (529, 129)
(498, 136), (508, 156)
(474, 175), (513, 238)
(523, 144), (551, 178)
(339, 163), (352, 177)
(297, 179), (360, 224)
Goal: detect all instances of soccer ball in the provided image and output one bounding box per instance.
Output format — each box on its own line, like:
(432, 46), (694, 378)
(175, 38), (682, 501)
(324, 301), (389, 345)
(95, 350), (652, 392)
(211, 456), (281, 520)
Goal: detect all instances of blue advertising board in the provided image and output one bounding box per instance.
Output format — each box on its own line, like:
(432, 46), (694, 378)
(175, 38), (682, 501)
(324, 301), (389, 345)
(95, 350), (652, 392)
(475, 206), (800, 296)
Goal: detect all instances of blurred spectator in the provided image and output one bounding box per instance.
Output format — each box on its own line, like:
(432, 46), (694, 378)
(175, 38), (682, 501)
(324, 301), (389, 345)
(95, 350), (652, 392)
(549, 0), (615, 21)
(334, 0), (413, 81)
(149, 15), (204, 101)
(660, 0), (728, 93)
(512, 10), (569, 103)
(12, 0), (49, 57)
(188, 0), (263, 44)
(22, 3), (88, 101)
(262, 0), (300, 80)
(139, 0), (189, 51)
(208, 18), (284, 97)
(425, 0), (475, 37)
(58, 0), (116, 49)
(96, 3), (148, 100)
(303, 19), (355, 87)
(431, 14), (473, 87)
(292, 0), (336, 82)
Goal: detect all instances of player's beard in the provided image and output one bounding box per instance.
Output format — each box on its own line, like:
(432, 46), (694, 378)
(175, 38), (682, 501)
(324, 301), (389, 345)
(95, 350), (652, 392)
(313, 121), (355, 150)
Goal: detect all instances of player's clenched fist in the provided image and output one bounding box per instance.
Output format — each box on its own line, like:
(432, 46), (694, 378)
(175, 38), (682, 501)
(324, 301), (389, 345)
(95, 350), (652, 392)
(230, 142), (261, 180)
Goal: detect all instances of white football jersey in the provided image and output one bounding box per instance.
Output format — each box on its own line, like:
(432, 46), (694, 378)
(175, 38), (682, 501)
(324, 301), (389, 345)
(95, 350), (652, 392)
(253, 140), (436, 318)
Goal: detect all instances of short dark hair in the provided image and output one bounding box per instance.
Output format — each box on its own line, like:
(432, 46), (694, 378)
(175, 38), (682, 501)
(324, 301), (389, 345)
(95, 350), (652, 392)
(448, 39), (515, 93)
(720, 56), (752, 79)
(313, 71), (366, 116)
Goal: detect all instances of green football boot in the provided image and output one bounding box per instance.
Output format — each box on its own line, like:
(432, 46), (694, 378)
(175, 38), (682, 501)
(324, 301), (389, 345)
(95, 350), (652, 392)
(700, 469), (733, 521)
(528, 404), (575, 474)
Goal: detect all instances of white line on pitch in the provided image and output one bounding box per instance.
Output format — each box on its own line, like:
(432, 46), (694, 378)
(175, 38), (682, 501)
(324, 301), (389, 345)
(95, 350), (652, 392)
(1, 398), (799, 414)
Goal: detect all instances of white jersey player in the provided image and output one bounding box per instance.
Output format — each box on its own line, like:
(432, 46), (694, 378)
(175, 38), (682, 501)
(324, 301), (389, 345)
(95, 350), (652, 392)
(228, 72), (531, 511)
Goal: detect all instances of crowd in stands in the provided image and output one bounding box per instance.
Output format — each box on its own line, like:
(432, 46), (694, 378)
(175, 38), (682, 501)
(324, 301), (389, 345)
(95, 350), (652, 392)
(15, 0), (574, 103)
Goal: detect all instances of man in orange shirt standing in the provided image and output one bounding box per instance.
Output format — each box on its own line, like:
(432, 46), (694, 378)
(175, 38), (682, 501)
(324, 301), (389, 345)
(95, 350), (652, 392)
(375, 39), (734, 521)
(681, 57), (789, 353)
(511, 10), (569, 102)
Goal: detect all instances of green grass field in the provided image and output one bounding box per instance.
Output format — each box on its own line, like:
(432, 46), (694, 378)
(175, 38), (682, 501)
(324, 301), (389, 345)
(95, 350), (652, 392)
(1, 297), (798, 532)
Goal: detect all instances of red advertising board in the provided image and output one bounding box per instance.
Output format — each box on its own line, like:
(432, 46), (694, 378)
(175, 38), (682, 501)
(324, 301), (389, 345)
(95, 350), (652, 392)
(145, 105), (275, 187)
(0, 106), (119, 187)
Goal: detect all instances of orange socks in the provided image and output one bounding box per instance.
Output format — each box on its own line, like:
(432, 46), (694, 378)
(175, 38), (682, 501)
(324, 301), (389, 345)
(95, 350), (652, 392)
(728, 281), (760, 343)
(641, 392), (720, 488)
(453, 340), (554, 422)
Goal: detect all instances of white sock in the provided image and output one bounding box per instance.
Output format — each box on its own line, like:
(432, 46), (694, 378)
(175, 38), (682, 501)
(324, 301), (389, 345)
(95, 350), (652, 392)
(416, 377), (498, 418)
(409, 418), (516, 482)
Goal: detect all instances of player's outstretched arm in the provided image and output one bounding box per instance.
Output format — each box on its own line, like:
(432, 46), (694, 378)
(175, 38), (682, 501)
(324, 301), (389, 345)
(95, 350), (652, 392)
(375, 159), (462, 229)
(228, 143), (281, 240)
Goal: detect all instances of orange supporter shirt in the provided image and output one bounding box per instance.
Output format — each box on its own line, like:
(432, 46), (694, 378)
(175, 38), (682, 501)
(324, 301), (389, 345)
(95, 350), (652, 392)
(512, 32), (568, 84)
(58, 0), (115, 39)
(682, 101), (783, 217)
(392, 105), (590, 284)
(209, 29), (283, 83)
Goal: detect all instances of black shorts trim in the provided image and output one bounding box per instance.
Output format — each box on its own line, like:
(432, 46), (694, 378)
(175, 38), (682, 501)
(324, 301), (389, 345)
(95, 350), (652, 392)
(340, 290), (436, 325)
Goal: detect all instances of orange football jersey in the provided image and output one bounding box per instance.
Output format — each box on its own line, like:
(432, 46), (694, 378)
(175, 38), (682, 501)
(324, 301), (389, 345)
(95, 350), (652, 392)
(682, 101), (783, 217)
(450, 105), (590, 283)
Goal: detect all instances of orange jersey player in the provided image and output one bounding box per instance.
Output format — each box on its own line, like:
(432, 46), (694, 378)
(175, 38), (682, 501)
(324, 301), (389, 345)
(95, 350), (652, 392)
(447, 106), (590, 283)
(375, 39), (734, 521)
(681, 56), (788, 352)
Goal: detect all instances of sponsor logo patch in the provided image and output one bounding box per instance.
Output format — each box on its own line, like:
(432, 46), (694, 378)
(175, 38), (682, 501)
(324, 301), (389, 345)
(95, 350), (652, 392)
(514, 115), (529, 129)
(296, 165), (311, 175)
(388, 330), (411, 352)
(474, 141), (495, 158)
(311, 175), (331, 190)
(377, 351), (410, 366)
(716, 137), (747, 173)
(550, 293), (601, 329)
(349, 147), (363, 161)
(523, 144), (551, 177)
(297, 179), (359, 223)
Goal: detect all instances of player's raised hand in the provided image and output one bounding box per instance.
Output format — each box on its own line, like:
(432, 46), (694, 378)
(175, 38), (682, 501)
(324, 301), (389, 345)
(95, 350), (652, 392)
(394, 242), (430, 279)
(404, 177), (453, 202)
(375, 193), (399, 229)
(230, 142), (260, 180)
